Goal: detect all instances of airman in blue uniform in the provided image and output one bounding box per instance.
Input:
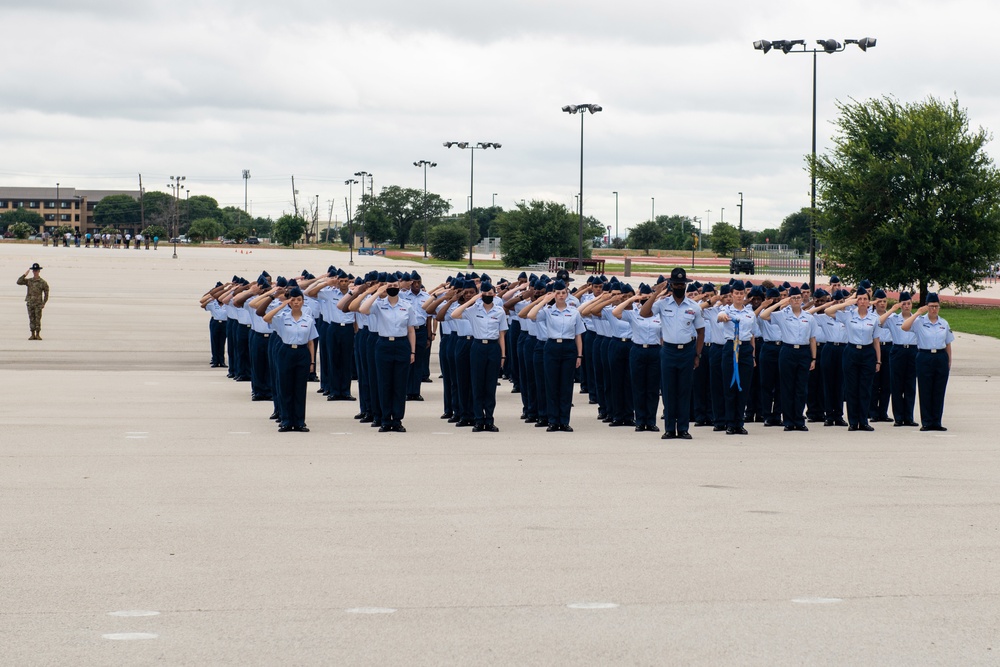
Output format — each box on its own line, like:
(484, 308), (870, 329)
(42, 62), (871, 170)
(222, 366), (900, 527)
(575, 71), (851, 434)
(901, 293), (954, 431)
(879, 291), (919, 427)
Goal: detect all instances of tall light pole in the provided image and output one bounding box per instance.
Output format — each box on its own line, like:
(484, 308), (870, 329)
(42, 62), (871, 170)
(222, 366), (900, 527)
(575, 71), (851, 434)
(612, 190), (619, 243)
(651, 197), (655, 222)
(345, 178), (358, 265)
(414, 160), (437, 258)
(443, 141), (501, 269)
(170, 175), (185, 259)
(492, 193), (497, 208)
(737, 192), (744, 234)
(354, 171), (371, 247)
(242, 169), (250, 213)
(563, 103), (602, 274)
(720, 207), (725, 224)
(753, 36), (877, 288)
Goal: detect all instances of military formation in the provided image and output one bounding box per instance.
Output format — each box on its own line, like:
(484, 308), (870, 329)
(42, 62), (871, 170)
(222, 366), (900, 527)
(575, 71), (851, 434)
(200, 265), (955, 435)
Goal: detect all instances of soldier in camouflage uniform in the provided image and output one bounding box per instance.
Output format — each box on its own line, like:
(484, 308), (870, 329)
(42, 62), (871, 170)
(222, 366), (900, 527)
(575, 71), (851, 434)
(17, 263), (49, 340)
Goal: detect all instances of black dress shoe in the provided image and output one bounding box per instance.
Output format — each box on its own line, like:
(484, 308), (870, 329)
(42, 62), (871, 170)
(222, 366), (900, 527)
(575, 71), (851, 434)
(848, 425), (858, 431)
(520, 412), (527, 420)
(893, 422), (904, 427)
(765, 420), (782, 427)
(394, 424), (407, 433)
(824, 420), (835, 427)
(588, 399), (598, 405)
(647, 425), (660, 432)
(269, 412), (280, 420)
(535, 420), (549, 428)
(859, 424), (875, 432)
(316, 388), (326, 394)
(278, 425), (293, 432)
(297, 426), (310, 433)
(546, 425), (560, 432)
(833, 419), (849, 427)
(409, 395), (424, 401)
(596, 411), (607, 420)
(635, 425), (645, 432)
(472, 425), (484, 432)
(218, 364), (228, 369)
(342, 395), (357, 401)
(795, 425), (809, 432)
(609, 420), (626, 427)
(677, 431), (692, 440)
(601, 417), (613, 423)
(447, 416), (460, 423)
(441, 413), (452, 420)
(378, 425), (392, 432)
(807, 417), (824, 423)
(355, 412), (366, 420)
(661, 431), (676, 440)
(622, 419), (636, 427)
(456, 420), (474, 427)
(559, 425), (574, 432)
(904, 421), (920, 427)
(920, 426), (931, 431)
(695, 420), (712, 427)
(360, 415), (374, 424)
(934, 426), (948, 431)
(371, 421), (381, 428)
(784, 426), (795, 431)
(485, 425), (499, 432)
(713, 425), (727, 432)
(524, 416), (537, 423)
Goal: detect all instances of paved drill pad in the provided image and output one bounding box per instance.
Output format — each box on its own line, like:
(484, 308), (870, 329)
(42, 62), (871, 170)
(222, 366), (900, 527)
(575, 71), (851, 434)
(2, 244), (1000, 665)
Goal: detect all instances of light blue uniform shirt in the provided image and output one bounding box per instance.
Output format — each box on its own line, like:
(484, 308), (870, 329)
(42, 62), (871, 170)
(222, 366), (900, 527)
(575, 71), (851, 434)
(703, 305), (727, 345)
(771, 307), (817, 346)
(652, 296), (705, 344)
(910, 315), (955, 350)
(603, 305), (631, 340)
(316, 286), (338, 321)
(206, 300), (227, 321)
(271, 310), (319, 346)
(579, 293), (597, 331)
(248, 302), (271, 334)
(622, 307), (662, 346)
(534, 305), (550, 342)
(449, 301), (473, 337)
(371, 296), (422, 337)
(463, 301), (509, 340)
(719, 304), (756, 341)
(537, 304), (585, 339)
(882, 312), (918, 346)
(818, 312), (847, 343)
(836, 307), (880, 345)
(759, 314), (783, 342)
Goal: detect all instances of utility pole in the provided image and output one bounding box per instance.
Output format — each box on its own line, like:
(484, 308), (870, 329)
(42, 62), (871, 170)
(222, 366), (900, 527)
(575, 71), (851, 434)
(291, 175), (299, 218)
(138, 174), (145, 229)
(243, 169), (250, 212)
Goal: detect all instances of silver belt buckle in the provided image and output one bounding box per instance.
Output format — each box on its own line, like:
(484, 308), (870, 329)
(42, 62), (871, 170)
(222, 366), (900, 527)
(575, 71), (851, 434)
(930, 348), (938, 353)
(291, 344), (299, 349)
(856, 344), (863, 349)
(677, 344), (685, 350)
(481, 339), (488, 344)
(388, 336), (396, 341)
(793, 344), (801, 349)
(556, 338), (564, 343)
(263, 333), (269, 338)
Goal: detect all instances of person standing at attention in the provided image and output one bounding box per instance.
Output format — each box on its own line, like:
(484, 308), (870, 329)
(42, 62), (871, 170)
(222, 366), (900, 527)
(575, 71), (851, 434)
(17, 263), (49, 340)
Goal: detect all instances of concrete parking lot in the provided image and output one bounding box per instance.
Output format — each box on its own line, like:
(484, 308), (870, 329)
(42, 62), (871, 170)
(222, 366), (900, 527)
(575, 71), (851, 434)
(2, 242), (999, 665)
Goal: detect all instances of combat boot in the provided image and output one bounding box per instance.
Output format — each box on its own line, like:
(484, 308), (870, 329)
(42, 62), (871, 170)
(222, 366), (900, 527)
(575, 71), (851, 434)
(34, 331), (42, 340)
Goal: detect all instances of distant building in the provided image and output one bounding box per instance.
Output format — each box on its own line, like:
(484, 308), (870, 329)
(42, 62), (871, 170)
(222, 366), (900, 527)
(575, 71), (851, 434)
(0, 187), (141, 234)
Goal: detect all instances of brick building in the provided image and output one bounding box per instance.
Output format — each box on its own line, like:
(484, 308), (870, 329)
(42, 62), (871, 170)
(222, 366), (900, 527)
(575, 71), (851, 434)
(0, 187), (142, 235)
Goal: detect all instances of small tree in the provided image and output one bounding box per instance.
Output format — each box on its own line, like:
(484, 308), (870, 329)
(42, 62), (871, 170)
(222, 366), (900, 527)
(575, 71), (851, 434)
(188, 217), (223, 242)
(8, 221), (34, 239)
(272, 214), (308, 247)
(142, 225), (167, 240)
(710, 222), (741, 256)
(626, 220), (663, 255)
(429, 222), (469, 261)
(1, 208), (45, 231)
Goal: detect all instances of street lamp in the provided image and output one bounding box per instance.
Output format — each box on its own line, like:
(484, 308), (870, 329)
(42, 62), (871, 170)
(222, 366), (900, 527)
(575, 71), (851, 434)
(354, 171), (372, 247)
(492, 193), (497, 208)
(612, 191), (619, 244)
(753, 36), (876, 287)
(563, 103), (602, 274)
(443, 141), (501, 269)
(344, 178), (358, 265)
(170, 175), (185, 259)
(242, 169), (250, 213)
(737, 192), (744, 233)
(651, 197), (655, 222)
(413, 160), (437, 259)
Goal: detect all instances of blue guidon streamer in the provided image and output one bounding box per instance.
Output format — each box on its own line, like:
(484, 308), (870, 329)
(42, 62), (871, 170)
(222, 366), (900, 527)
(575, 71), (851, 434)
(730, 319), (742, 390)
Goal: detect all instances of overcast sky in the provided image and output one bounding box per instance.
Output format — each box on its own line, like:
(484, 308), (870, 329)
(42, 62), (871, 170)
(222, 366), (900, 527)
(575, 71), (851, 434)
(2, 0), (997, 235)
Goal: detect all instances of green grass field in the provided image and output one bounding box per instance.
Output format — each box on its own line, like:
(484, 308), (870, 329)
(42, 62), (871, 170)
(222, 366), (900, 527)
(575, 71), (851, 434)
(940, 306), (1000, 339)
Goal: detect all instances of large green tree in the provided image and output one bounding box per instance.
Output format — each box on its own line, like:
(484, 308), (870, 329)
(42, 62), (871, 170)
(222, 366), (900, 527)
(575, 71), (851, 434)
(709, 222), (741, 256)
(1, 207), (45, 231)
(187, 217), (223, 242)
(271, 214), (308, 247)
(626, 220), (663, 255)
(497, 200), (600, 268)
(377, 185), (450, 249)
(776, 208), (811, 255)
(816, 96), (1000, 301)
(93, 194), (141, 228)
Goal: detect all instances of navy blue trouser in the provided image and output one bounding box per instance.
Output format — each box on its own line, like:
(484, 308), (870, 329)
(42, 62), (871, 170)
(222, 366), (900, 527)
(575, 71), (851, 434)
(807, 343), (825, 420)
(236, 324), (251, 380)
(317, 318), (331, 393)
(470, 338), (501, 425)
(407, 325), (428, 396)
(276, 344), (310, 429)
(269, 332), (282, 417)
(600, 335), (614, 415)
(842, 344), (876, 428)
(869, 342), (892, 420)
(454, 335), (474, 422)
(821, 343), (845, 420)
(544, 339), (577, 426)
(355, 328), (370, 414)
(691, 343), (711, 424)
(508, 321), (521, 391)
(916, 349), (949, 428)
(661, 341), (696, 433)
(375, 336), (410, 426)
(365, 330), (381, 423)
(533, 338), (548, 422)
(722, 341), (754, 429)
(330, 323), (355, 397)
(608, 338), (634, 422)
(226, 319), (238, 376)
(583, 330), (598, 403)
(889, 344), (917, 424)
(630, 344), (660, 427)
(439, 332), (454, 416)
(249, 331), (272, 398)
(209, 318), (226, 366)
(759, 342), (782, 423)
(744, 337), (763, 421)
(709, 344), (726, 426)
(779, 345), (811, 428)
(519, 334), (537, 417)
(593, 335), (609, 413)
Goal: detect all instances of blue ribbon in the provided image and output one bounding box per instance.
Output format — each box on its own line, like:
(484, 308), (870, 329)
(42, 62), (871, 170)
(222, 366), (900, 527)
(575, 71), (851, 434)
(730, 319), (742, 391)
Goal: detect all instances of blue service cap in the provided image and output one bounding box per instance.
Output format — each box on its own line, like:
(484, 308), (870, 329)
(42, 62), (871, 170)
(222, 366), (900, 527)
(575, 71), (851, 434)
(301, 269), (309, 277)
(639, 283), (653, 295)
(233, 275), (240, 282)
(261, 270), (271, 278)
(377, 272), (388, 282)
(544, 282), (555, 293)
(401, 272), (412, 282)
(702, 282), (716, 292)
(782, 281), (791, 289)
(686, 283), (698, 293)
(288, 287), (304, 299)
(899, 291), (912, 301)
(801, 283), (810, 290)
(656, 275), (666, 285)
(354, 277), (364, 286)
(328, 265), (336, 274)
(732, 279), (746, 291)
(873, 289), (887, 299)
(720, 285), (732, 295)
(276, 276), (288, 287)
(479, 273), (490, 283)
(830, 274), (841, 283)
(789, 287), (802, 296)
(410, 271), (421, 281)
(529, 273), (537, 281)
(621, 283), (635, 295)
(856, 288), (868, 297)
(860, 279), (872, 289)
(926, 293), (940, 303)
(480, 282), (494, 293)
(469, 272), (479, 279)
(337, 269), (348, 279)
(456, 272), (465, 280)
(766, 287), (780, 299)
(287, 279), (299, 288)
(550, 279), (564, 291)
(813, 288), (829, 298)
(518, 271), (527, 280)
(215, 281), (223, 287)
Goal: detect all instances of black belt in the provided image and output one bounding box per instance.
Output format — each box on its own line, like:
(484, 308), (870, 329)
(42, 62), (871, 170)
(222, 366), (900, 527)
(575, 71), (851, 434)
(852, 343), (873, 349)
(765, 340), (781, 346)
(663, 341), (693, 349)
(414, 325), (426, 330)
(921, 348), (946, 354)
(261, 333), (270, 338)
(333, 322), (352, 327)
(476, 338), (498, 344)
(897, 344), (914, 349)
(552, 338), (572, 343)
(828, 342), (843, 347)
(464, 335), (473, 340)
(619, 337), (630, 342)
(633, 343), (656, 349)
